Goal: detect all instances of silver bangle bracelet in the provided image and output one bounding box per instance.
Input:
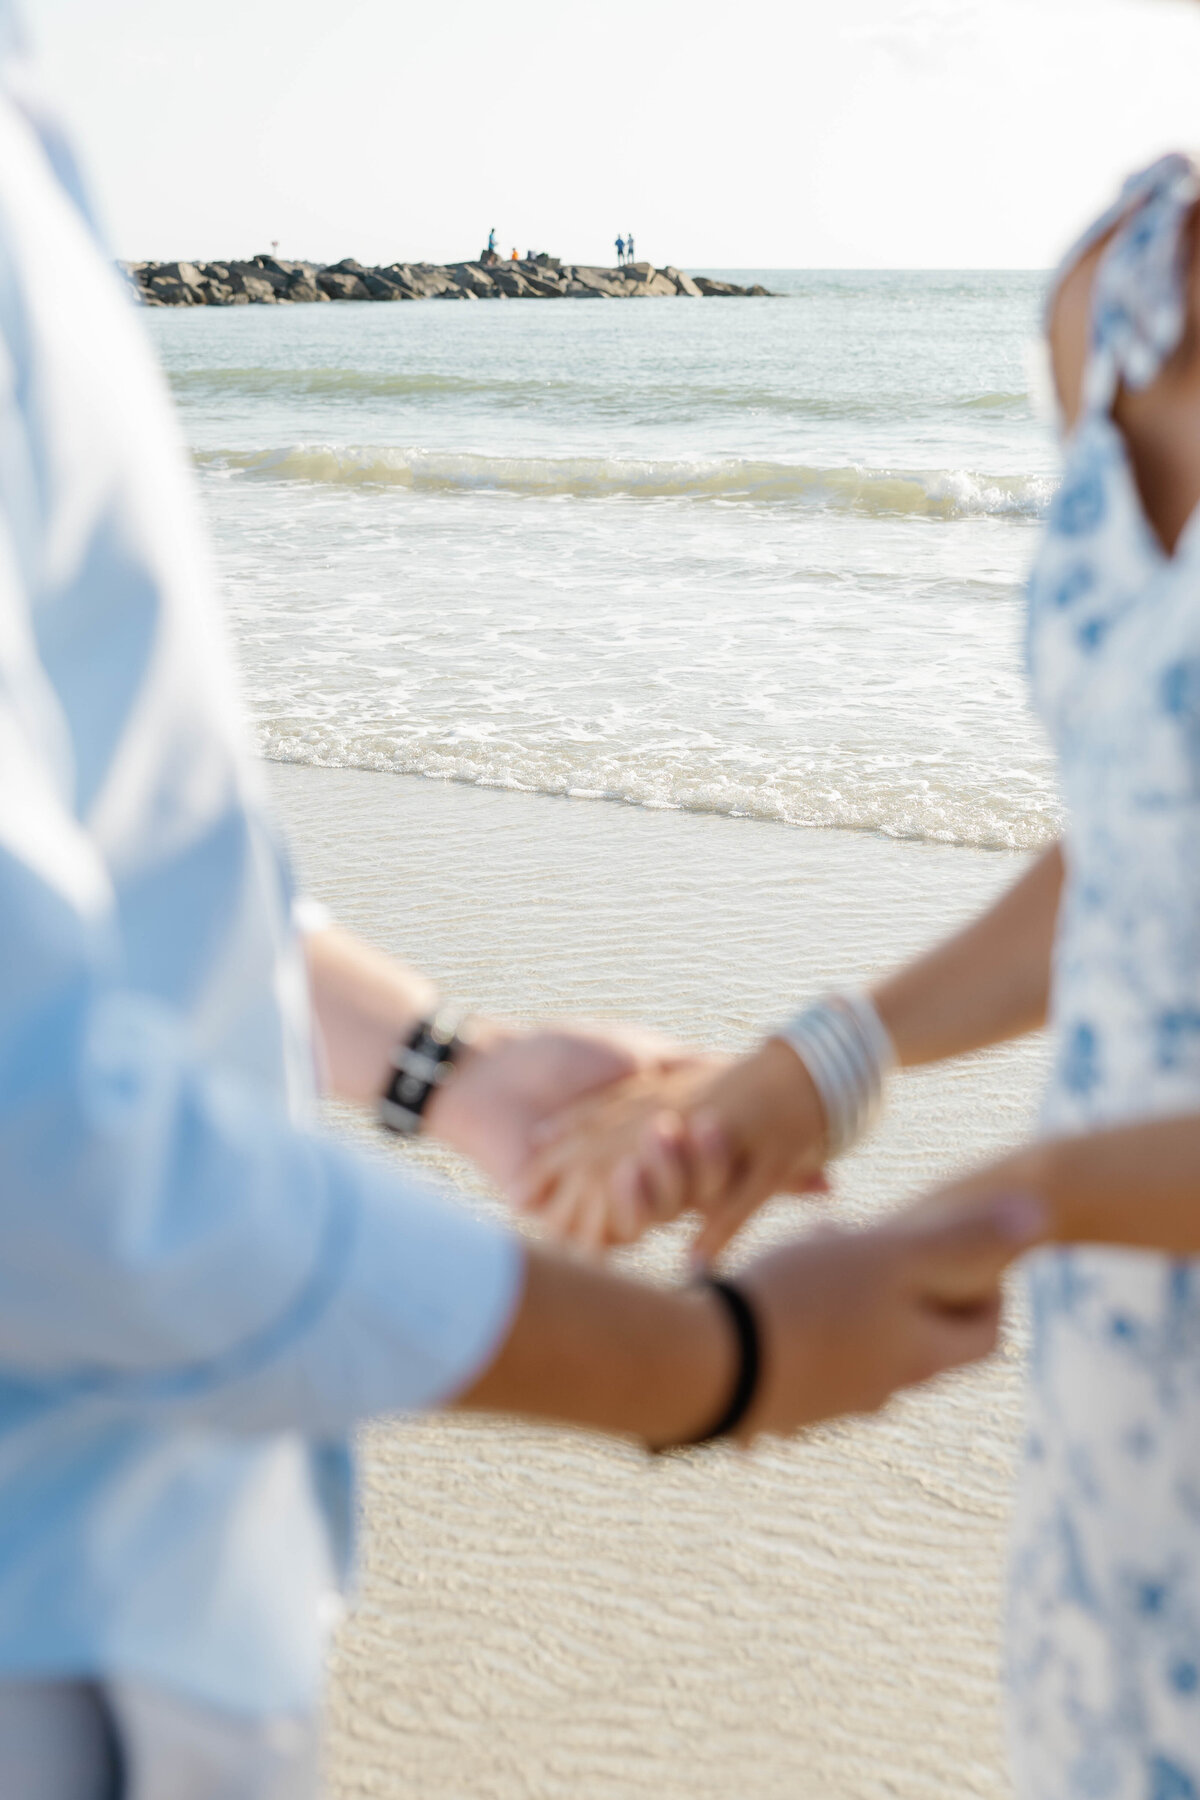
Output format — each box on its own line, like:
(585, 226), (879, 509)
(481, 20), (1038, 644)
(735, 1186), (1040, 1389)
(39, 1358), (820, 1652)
(774, 991), (895, 1160)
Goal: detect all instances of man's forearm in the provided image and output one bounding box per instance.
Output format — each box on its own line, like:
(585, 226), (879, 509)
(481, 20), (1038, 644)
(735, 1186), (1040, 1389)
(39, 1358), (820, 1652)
(453, 1245), (736, 1445)
(871, 842), (1063, 1068)
(303, 926), (438, 1103)
(301, 924), (517, 1110)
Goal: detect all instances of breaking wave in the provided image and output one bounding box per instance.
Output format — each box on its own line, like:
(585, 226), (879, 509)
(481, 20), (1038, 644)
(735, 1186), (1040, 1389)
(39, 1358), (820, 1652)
(199, 444), (1054, 518)
(258, 724), (1060, 854)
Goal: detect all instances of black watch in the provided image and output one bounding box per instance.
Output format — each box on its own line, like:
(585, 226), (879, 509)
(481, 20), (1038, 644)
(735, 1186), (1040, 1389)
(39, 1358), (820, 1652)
(379, 1006), (470, 1136)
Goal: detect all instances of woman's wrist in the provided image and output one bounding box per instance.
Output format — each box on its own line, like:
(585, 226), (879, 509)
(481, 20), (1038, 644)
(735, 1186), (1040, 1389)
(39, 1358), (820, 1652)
(770, 989), (894, 1160)
(750, 1037), (830, 1153)
(922, 1141), (1057, 1243)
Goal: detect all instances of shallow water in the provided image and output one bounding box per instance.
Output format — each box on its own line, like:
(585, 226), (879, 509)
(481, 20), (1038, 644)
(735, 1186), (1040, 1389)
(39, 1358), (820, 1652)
(153, 270), (1058, 852)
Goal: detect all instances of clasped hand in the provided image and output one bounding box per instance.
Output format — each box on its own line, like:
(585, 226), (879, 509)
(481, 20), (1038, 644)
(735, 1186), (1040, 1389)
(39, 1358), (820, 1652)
(435, 1021), (1040, 1435)
(514, 1035), (829, 1259)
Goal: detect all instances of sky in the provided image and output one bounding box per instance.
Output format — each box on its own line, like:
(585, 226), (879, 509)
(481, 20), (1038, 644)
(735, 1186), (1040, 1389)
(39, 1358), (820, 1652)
(23, 0), (1200, 270)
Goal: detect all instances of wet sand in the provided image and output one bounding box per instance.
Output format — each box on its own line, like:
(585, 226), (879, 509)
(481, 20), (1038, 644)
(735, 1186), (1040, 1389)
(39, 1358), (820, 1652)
(267, 761), (1047, 1800)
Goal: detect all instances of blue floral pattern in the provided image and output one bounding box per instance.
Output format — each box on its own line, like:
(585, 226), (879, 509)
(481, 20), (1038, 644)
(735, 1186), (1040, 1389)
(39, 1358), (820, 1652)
(1012, 154), (1200, 1799)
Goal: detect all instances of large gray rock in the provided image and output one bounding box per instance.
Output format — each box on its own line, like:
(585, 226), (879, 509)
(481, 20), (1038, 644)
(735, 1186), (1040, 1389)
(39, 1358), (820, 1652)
(693, 276), (762, 297)
(255, 255), (316, 281)
(518, 270), (565, 297)
(148, 276), (200, 305)
(230, 260), (283, 287)
(360, 271), (408, 300)
(220, 261), (283, 301)
(239, 275), (278, 303)
(317, 269), (371, 301)
(636, 271), (678, 297)
(377, 265), (422, 298)
(448, 263), (497, 296)
(156, 261), (204, 290)
(664, 265), (703, 297)
(568, 267), (626, 296)
(285, 276), (328, 304)
(488, 267), (534, 297)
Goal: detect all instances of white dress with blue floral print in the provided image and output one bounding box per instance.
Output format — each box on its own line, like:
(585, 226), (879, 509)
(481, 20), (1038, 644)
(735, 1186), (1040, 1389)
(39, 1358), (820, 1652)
(1011, 153), (1200, 1800)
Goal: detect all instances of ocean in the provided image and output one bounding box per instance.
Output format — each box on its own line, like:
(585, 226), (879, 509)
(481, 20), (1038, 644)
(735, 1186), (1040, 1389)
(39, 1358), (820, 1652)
(150, 269), (1058, 853)
(150, 273), (1054, 1800)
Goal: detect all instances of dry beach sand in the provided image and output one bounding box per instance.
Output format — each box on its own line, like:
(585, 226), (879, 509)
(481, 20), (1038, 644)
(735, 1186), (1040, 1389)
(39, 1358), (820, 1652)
(267, 761), (1048, 1800)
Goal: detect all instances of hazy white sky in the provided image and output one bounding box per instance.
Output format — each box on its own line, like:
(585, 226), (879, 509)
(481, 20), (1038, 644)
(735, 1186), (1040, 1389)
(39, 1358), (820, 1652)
(24, 0), (1200, 269)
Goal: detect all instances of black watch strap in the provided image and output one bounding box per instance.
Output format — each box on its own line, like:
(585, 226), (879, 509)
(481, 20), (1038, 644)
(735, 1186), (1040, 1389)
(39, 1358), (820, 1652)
(652, 1276), (762, 1454)
(379, 1007), (468, 1136)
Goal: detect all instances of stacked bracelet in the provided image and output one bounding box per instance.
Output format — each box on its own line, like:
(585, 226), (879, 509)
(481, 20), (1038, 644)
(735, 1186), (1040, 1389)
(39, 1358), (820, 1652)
(774, 990), (895, 1160)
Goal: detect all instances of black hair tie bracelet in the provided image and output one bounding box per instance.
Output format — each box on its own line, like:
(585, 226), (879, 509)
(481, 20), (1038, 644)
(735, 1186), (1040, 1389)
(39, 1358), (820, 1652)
(651, 1275), (762, 1454)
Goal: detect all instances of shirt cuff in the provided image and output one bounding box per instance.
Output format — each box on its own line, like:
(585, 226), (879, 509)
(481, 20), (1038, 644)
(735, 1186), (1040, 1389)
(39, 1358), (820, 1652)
(281, 1150), (526, 1431)
(292, 896), (334, 937)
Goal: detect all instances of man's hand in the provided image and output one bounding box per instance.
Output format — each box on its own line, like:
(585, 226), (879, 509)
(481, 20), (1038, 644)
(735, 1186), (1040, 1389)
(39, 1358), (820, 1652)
(300, 923), (708, 1194)
(424, 1022), (707, 1194)
(730, 1192), (1042, 1440)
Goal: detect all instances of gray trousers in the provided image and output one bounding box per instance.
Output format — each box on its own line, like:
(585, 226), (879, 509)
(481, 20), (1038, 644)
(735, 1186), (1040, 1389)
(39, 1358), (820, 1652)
(0, 1678), (319, 1799)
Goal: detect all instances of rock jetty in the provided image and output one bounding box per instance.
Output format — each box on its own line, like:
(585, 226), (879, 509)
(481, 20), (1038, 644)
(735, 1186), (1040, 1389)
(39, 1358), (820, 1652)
(122, 254), (774, 306)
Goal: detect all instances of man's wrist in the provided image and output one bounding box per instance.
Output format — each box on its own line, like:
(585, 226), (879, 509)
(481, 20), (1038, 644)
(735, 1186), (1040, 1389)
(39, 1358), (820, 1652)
(421, 1017), (516, 1151)
(653, 1281), (743, 1448)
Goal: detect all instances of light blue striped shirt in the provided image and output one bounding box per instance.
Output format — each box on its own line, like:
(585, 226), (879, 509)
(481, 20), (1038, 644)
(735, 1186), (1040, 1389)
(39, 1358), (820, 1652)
(0, 7), (521, 1714)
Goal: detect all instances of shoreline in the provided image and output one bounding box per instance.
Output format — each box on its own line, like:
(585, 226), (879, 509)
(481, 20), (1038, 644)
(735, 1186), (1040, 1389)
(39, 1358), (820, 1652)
(260, 751), (1055, 859)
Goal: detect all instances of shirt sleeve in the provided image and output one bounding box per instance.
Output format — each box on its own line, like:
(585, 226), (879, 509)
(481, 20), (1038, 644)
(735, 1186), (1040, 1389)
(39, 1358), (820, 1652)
(0, 707), (523, 1429)
(0, 476), (521, 1442)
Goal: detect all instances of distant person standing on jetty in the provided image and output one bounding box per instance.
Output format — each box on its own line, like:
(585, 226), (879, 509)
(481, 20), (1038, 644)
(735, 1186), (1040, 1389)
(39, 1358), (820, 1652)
(626, 230), (635, 263)
(0, 5), (1035, 1794)
(487, 226), (496, 255)
(615, 232), (625, 266)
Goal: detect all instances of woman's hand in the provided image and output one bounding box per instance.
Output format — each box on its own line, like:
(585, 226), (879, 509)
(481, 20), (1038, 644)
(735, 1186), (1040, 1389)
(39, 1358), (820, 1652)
(673, 1038), (830, 1263)
(516, 1043), (829, 1253)
(515, 1062), (733, 1249)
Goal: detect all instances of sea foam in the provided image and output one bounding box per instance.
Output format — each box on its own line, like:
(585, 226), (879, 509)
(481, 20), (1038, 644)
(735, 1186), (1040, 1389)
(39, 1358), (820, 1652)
(200, 444), (1055, 519)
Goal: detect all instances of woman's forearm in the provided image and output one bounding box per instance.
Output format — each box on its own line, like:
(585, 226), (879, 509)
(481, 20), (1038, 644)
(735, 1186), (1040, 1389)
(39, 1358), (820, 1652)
(871, 842), (1063, 1068)
(938, 1111), (1200, 1256)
